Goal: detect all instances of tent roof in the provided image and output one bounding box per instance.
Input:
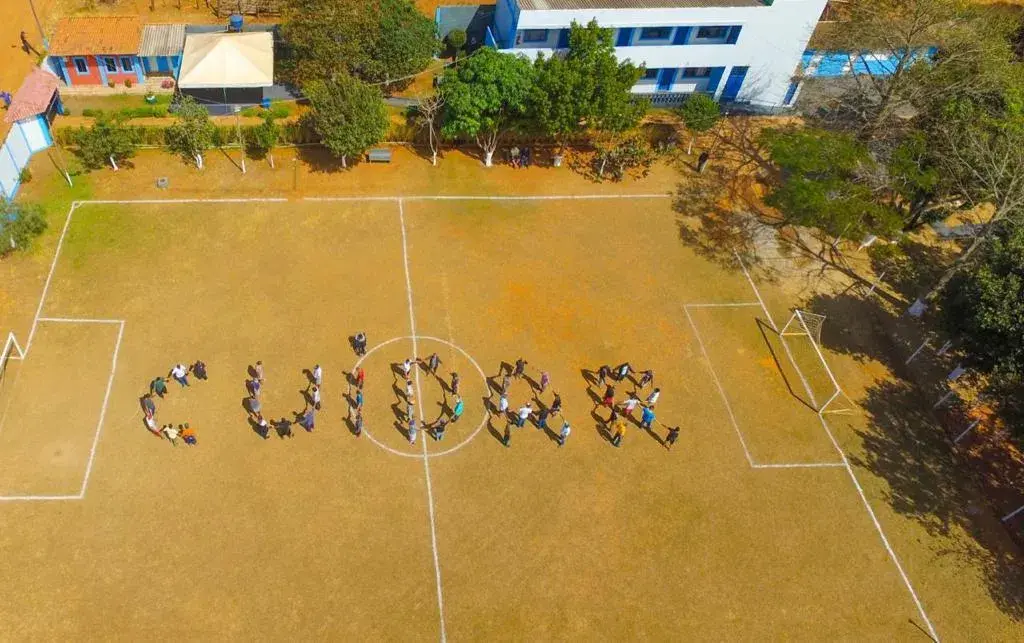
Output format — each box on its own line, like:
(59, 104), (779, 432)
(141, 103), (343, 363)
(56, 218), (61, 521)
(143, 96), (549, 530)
(177, 32), (273, 89)
(5, 68), (59, 123)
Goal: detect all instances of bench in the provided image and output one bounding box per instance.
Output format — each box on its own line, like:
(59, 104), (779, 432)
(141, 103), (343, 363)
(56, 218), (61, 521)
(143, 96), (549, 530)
(367, 148), (392, 163)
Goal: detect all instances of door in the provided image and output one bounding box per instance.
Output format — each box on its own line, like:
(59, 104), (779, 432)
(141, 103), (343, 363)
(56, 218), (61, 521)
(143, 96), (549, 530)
(157, 57), (170, 73)
(720, 66), (748, 102)
(656, 68), (677, 92)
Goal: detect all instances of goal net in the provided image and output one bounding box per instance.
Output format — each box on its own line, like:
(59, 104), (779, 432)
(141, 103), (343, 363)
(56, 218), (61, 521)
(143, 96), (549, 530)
(0, 331), (25, 390)
(779, 311), (853, 415)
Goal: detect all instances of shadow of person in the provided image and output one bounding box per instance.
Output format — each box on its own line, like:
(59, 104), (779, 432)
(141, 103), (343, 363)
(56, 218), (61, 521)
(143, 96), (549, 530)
(486, 417), (505, 444)
(349, 335), (359, 354)
(591, 410), (611, 442)
(299, 388), (313, 406)
(644, 422), (666, 446)
(522, 373), (539, 392)
(390, 362), (406, 379)
(391, 402), (406, 422)
(585, 387), (602, 407)
(247, 365), (258, 379)
(485, 376), (502, 396)
(394, 420), (410, 440)
(393, 381), (407, 401)
(302, 368), (315, 385)
(497, 361), (512, 378)
(344, 413), (358, 436)
(580, 368), (596, 386)
(247, 417), (269, 439)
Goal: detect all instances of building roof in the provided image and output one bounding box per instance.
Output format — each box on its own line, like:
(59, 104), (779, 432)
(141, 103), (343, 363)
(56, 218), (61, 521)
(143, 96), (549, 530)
(177, 32), (274, 89)
(5, 68), (58, 123)
(518, 0), (764, 8)
(49, 15), (143, 56)
(139, 24), (186, 57)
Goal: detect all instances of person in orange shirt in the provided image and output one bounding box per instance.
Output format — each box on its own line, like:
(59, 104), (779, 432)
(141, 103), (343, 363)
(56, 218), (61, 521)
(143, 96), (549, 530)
(181, 423), (197, 446)
(611, 419), (626, 447)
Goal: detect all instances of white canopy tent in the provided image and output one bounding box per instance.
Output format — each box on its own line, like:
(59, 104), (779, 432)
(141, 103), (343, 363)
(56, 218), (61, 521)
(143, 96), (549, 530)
(177, 31), (273, 91)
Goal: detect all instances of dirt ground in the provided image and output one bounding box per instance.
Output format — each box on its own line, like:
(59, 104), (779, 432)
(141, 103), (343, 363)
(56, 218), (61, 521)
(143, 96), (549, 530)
(0, 171), (1021, 637)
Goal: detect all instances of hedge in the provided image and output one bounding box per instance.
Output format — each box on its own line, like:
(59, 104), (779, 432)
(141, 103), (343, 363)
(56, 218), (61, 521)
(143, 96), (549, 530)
(55, 121), (322, 148)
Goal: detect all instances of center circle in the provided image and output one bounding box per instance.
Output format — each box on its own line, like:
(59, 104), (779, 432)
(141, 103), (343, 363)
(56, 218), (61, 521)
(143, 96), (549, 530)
(350, 335), (489, 459)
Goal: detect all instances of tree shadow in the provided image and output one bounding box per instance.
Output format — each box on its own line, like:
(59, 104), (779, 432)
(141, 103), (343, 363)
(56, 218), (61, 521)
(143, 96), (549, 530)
(856, 378), (1024, 620)
(865, 236), (958, 304)
(295, 145), (360, 173)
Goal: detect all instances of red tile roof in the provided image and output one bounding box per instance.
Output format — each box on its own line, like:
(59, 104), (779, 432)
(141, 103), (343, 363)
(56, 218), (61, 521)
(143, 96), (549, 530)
(5, 68), (59, 123)
(49, 15), (143, 56)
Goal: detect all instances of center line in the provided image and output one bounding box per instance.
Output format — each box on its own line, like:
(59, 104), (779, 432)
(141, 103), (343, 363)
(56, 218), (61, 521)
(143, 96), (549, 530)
(398, 199), (448, 642)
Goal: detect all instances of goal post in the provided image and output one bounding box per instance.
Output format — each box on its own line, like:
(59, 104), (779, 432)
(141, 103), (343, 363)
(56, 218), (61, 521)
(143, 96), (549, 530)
(779, 310), (853, 415)
(1, 331), (26, 389)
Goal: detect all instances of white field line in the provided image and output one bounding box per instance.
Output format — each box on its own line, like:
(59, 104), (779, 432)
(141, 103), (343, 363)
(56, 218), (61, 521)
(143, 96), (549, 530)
(307, 194), (670, 202)
(0, 494), (82, 502)
(398, 199), (448, 643)
(36, 317), (123, 324)
(735, 251), (778, 333)
(684, 306), (756, 468)
(738, 254), (940, 642)
(78, 320), (125, 497)
(26, 202), (78, 354)
(79, 198), (288, 204)
(751, 462), (845, 469)
(684, 302), (762, 308)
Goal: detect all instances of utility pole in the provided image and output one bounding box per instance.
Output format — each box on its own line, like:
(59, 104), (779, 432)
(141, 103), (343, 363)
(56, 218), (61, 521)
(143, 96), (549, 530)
(27, 0), (47, 49)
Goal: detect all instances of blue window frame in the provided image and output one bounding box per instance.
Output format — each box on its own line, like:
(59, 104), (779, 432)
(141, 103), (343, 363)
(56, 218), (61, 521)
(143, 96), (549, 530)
(103, 57), (117, 73)
(681, 67), (712, 78)
(120, 57), (134, 72)
(522, 29), (548, 43)
(696, 26), (728, 40)
(615, 28), (634, 47)
(638, 26), (672, 41)
(643, 68), (659, 80)
(73, 57), (88, 74)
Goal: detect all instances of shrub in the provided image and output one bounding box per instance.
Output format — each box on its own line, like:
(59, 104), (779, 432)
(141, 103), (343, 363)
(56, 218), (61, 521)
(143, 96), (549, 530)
(446, 29), (467, 55)
(160, 79), (174, 89)
(0, 202), (47, 257)
(124, 78), (133, 88)
(81, 108), (99, 118)
(18, 167), (31, 184)
(107, 80), (115, 88)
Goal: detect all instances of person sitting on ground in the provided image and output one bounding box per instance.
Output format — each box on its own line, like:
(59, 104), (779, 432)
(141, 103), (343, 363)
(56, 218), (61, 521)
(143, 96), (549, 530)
(192, 360), (208, 380)
(181, 423), (197, 445)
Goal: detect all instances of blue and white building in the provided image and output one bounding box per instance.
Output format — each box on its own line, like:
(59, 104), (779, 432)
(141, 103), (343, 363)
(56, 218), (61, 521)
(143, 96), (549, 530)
(485, 0), (829, 108)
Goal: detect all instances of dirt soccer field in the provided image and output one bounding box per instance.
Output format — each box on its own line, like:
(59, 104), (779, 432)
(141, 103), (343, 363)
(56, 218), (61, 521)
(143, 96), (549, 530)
(0, 194), (1016, 639)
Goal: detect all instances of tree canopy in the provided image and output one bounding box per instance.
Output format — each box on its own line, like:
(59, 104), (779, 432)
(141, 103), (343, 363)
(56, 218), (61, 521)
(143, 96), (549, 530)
(0, 200), (46, 257)
(761, 127), (902, 241)
(530, 20), (646, 148)
(166, 96), (215, 166)
(279, 0), (437, 90)
(305, 75), (390, 167)
(75, 115), (139, 170)
(440, 47), (534, 165)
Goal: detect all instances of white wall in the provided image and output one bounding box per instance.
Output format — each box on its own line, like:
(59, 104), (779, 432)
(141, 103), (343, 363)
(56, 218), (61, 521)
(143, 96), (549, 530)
(509, 0), (827, 107)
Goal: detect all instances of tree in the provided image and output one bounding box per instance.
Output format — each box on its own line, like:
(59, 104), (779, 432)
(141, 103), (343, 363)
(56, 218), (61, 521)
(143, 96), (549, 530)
(440, 47), (533, 166)
(279, 0), (437, 91)
(415, 93), (445, 166)
(0, 200), (46, 257)
(677, 93), (720, 155)
(761, 127), (903, 241)
(166, 96), (214, 168)
(246, 115), (281, 168)
(819, 0), (1016, 138)
(75, 115), (138, 170)
(530, 20), (647, 156)
(446, 29), (466, 58)
(942, 226), (1024, 429)
(920, 93), (1024, 300)
(305, 75), (389, 168)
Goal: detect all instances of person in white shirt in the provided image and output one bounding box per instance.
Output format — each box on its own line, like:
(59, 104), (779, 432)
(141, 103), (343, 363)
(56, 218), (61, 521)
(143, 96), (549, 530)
(558, 421), (571, 447)
(169, 363), (189, 387)
(516, 403), (532, 428)
(408, 417), (418, 445)
(622, 395), (640, 416)
(402, 359), (413, 378)
(498, 393), (509, 416)
(162, 424), (180, 445)
(646, 388), (661, 407)
(310, 385), (322, 410)
(312, 364), (323, 387)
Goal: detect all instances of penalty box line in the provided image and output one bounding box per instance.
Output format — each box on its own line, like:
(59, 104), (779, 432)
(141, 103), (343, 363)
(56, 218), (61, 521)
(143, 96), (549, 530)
(683, 305), (844, 470)
(0, 318), (125, 503)
(734, 252), (941, 642)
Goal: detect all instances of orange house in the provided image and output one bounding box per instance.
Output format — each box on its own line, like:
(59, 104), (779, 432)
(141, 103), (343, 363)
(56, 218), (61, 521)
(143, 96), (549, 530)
(47, 16), (145, 88)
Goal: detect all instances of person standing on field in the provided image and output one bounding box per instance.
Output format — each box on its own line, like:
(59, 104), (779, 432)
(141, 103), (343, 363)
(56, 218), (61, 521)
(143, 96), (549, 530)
(513, 358), (527, 379)
(408, 417), (418, 445)
(539, 371), (550, 393)
(354, 332), (367, 356)
(254, 360), (265, 383)
(665, 426), (680, 450)
(558, 421), (571, 447)
(401, 358), (413, 379)
(622, 394), (640, 417)
(192, 360), (208, 380)
(425, 352), (441, 375)
(170, 363), (190, 387)
(353, 410), (364, 437)
(355, 388), (364, 411)
(611, 419), (626, 447)
(141, 394), (157, 418)
(615, 362), (632, 382)
(249, 377), (261, 399)
(597, 365), (610, 386)
(640, 405), (656, 430)
(602, 385), (615, 408)
(299, 406), (315, 431)
(500, 373), (511, 395)
(452, 396), (465, 423)
(550, 393), (562, 416)
(516, 403), (531, 428)
(150, 376), (168, 398)
(451, 372), (460, 396)
(355, 367), (365, 390)
(646, 388), (661, 407)
(638, 369), (654, 389)
(312, 364), (323, 388)
(310, 385), (322, 411)
(535, 407), (550, 431)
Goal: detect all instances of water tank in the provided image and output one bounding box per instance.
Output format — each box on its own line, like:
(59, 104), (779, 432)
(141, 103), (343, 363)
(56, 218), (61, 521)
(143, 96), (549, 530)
(228, 13), (243, 32)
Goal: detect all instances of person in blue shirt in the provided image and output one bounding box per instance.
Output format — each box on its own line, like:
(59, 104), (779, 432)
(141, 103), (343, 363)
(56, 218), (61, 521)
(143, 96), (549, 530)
(640, 405), (656, 430)
(452, 396), (465, 423)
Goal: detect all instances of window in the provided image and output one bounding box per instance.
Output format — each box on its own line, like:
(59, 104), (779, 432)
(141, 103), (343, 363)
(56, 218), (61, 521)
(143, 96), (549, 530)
(522, 29), (548, 43)
(120, 57), (134, 72)
(639, 27), (672, 41)
(643, 68), (659, 80)
(696, 26), (728, 40)
(73, 57), (88, 74)
(681, 67), (712, 78)
(104, 57), (117, 73)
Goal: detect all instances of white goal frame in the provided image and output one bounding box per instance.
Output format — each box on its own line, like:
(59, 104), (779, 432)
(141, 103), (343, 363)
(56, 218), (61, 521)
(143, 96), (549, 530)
(779, 310), (851, 415)
(1, 331), (25, 369)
